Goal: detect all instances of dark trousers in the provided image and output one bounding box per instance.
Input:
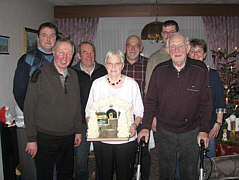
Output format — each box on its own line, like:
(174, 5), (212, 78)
(1, 124), (19, 180)
(93, 141), (136, 180)
(154, 128), (199, 180)
(74, 124), (90, 180)
(35, 132), (74, 180)
(140, 141), (150, 180)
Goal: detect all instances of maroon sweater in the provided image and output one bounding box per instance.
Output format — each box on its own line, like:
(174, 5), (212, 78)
(142, 58), (213, 133)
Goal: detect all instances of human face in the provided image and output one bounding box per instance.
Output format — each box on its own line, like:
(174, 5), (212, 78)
(169, 35), (190, 69)
(188, 46), (206, 61)
(53, 42), (73, 74)
(161, 25), (177, 44)
(105, 55), (123, 78)
(38, 27), (57, 53)
(77, 44), (95, 68)
(125, 37), (143, 61)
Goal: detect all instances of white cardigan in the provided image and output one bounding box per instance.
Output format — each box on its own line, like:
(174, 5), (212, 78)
(86, 75), (144, 144)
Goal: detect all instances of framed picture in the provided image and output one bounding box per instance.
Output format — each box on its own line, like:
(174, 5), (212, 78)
(0, 35), (9, 54)
(24, 27), (38, 53)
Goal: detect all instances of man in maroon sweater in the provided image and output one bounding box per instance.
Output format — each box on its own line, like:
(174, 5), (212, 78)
(138, 33), (213, 180)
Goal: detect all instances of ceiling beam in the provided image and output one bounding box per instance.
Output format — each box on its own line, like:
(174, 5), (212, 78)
(54, 4), (239, 18)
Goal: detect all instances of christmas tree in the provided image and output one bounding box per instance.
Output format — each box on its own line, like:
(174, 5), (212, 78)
(212, 47), (239, 145)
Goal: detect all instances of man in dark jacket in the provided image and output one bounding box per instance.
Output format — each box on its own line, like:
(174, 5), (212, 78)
(24, 38), (82, 180)
(13, 22), (58, 111)
(138, 33), (213, 180)
(72, 42), (107, 180)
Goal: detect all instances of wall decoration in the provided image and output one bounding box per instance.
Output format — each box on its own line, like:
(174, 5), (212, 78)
(24, 27), (38, 53)
(0, 35), (9, 54)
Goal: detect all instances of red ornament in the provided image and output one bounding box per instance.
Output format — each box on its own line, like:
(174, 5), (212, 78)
(233, 74), (237, 78)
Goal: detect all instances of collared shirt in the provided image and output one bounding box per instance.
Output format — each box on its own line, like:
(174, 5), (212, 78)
(37, 46), (53, 63)
(59, 69), (68, 93)
(80, 63), (95, 76)
(122, 55), (148, 97)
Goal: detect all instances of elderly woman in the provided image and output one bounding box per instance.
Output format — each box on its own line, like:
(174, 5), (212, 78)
(85, 50), (144, 180)
(188, 38), (226, 158)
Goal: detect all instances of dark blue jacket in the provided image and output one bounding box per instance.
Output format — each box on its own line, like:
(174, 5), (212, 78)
(13, 48), (53, 110)
(209, 68), (226, 128)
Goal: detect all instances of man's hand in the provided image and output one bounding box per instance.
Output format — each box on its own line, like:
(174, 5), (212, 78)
(197, 132), (209, 148)
(137, 129), (149, 143)
(151, 117), (157, 132)
(25, 142), (37, 158)
(74, 133), (82, 147)
(209, 123), (221, 139)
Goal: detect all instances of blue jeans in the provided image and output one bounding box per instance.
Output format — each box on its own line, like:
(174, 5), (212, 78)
(207, 138), (216, 158)
(74, 124), (90, 180)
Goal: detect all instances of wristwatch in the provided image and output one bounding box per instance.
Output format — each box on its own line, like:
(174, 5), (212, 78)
(216, 121), (223, 127)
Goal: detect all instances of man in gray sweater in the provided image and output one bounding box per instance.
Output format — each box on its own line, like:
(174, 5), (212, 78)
(24, 38), (82, 180)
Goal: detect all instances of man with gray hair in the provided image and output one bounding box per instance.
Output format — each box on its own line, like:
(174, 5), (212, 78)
(138, 33), (213, 179)
(24, 38), (82, 180)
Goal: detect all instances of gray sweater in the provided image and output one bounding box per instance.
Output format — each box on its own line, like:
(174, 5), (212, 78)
(24, 62), (82, 142)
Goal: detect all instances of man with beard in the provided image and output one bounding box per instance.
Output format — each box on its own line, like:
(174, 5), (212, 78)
(122, 35), (149, 180)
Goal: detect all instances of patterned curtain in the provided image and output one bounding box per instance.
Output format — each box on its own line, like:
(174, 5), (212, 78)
(55, 17), (99, 65)
(202, 16), (239, 68)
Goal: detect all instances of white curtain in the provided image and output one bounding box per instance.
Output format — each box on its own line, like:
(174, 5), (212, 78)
(95, 16), (213, 67)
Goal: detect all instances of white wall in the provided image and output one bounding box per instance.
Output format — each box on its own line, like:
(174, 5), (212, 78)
(95, 16), (213, 67)
(0, 0), (54, 179)
(0, 0), (54, 110)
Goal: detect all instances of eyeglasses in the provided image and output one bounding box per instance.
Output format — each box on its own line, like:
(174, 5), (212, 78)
(170, 44), (186, 52)
(39, 33), (56, 39)
(106, 62), (122, 68)
(126, 44), (141, 49)
(189, 49), (204, 55)
(56, 51), (73, 57)
(162, 31), (176, 35)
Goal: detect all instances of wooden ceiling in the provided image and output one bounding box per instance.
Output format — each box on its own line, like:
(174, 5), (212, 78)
(54, 4), (239, 18)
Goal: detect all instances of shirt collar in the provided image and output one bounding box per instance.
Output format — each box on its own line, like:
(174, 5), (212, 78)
(80, 62), (95, 76)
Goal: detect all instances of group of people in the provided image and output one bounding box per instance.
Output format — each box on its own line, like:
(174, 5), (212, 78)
(12, 19), (225, 180)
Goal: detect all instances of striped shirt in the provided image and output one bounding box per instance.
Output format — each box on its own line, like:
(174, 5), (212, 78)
(122, 55), (148, 97)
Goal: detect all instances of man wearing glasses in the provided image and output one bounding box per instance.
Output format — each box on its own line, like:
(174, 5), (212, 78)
(138, 33), (212, 180)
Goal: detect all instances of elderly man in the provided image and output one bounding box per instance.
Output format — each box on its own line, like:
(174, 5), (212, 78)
(72, 42), (107, 180)
(138, 33), (212, 180)
(122, 35), (150, 180)
(24, 38), (82, 180)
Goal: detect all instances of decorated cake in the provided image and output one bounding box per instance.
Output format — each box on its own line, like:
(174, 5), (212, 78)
(87, 96), (131, 139)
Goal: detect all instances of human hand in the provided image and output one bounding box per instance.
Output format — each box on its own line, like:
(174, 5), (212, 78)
(137, 129), (149, 143)
(129, 123), (137, 137)
(197, 132), (209, 148)
(74, 133), (82, 147)
(209, 123), (221, 139)
(151, 117), (157, 132)
(25, 142), (37, 158)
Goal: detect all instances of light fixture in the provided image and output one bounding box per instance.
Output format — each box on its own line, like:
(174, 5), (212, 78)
(141, 1), (163, 43)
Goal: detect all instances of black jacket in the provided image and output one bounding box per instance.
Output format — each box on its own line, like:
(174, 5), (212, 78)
(72, 62), (107, 124)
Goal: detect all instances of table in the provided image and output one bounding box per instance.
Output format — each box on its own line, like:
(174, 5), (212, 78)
(216, 142), (239, 156)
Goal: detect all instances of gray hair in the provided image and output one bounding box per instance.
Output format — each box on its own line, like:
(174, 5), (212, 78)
(53, 38), (75, 54)
(104, 50), (125, 66)
(166, 32), (189, 48)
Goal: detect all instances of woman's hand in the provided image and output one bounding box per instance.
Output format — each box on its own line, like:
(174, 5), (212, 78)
(129, 123), (137, 137)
